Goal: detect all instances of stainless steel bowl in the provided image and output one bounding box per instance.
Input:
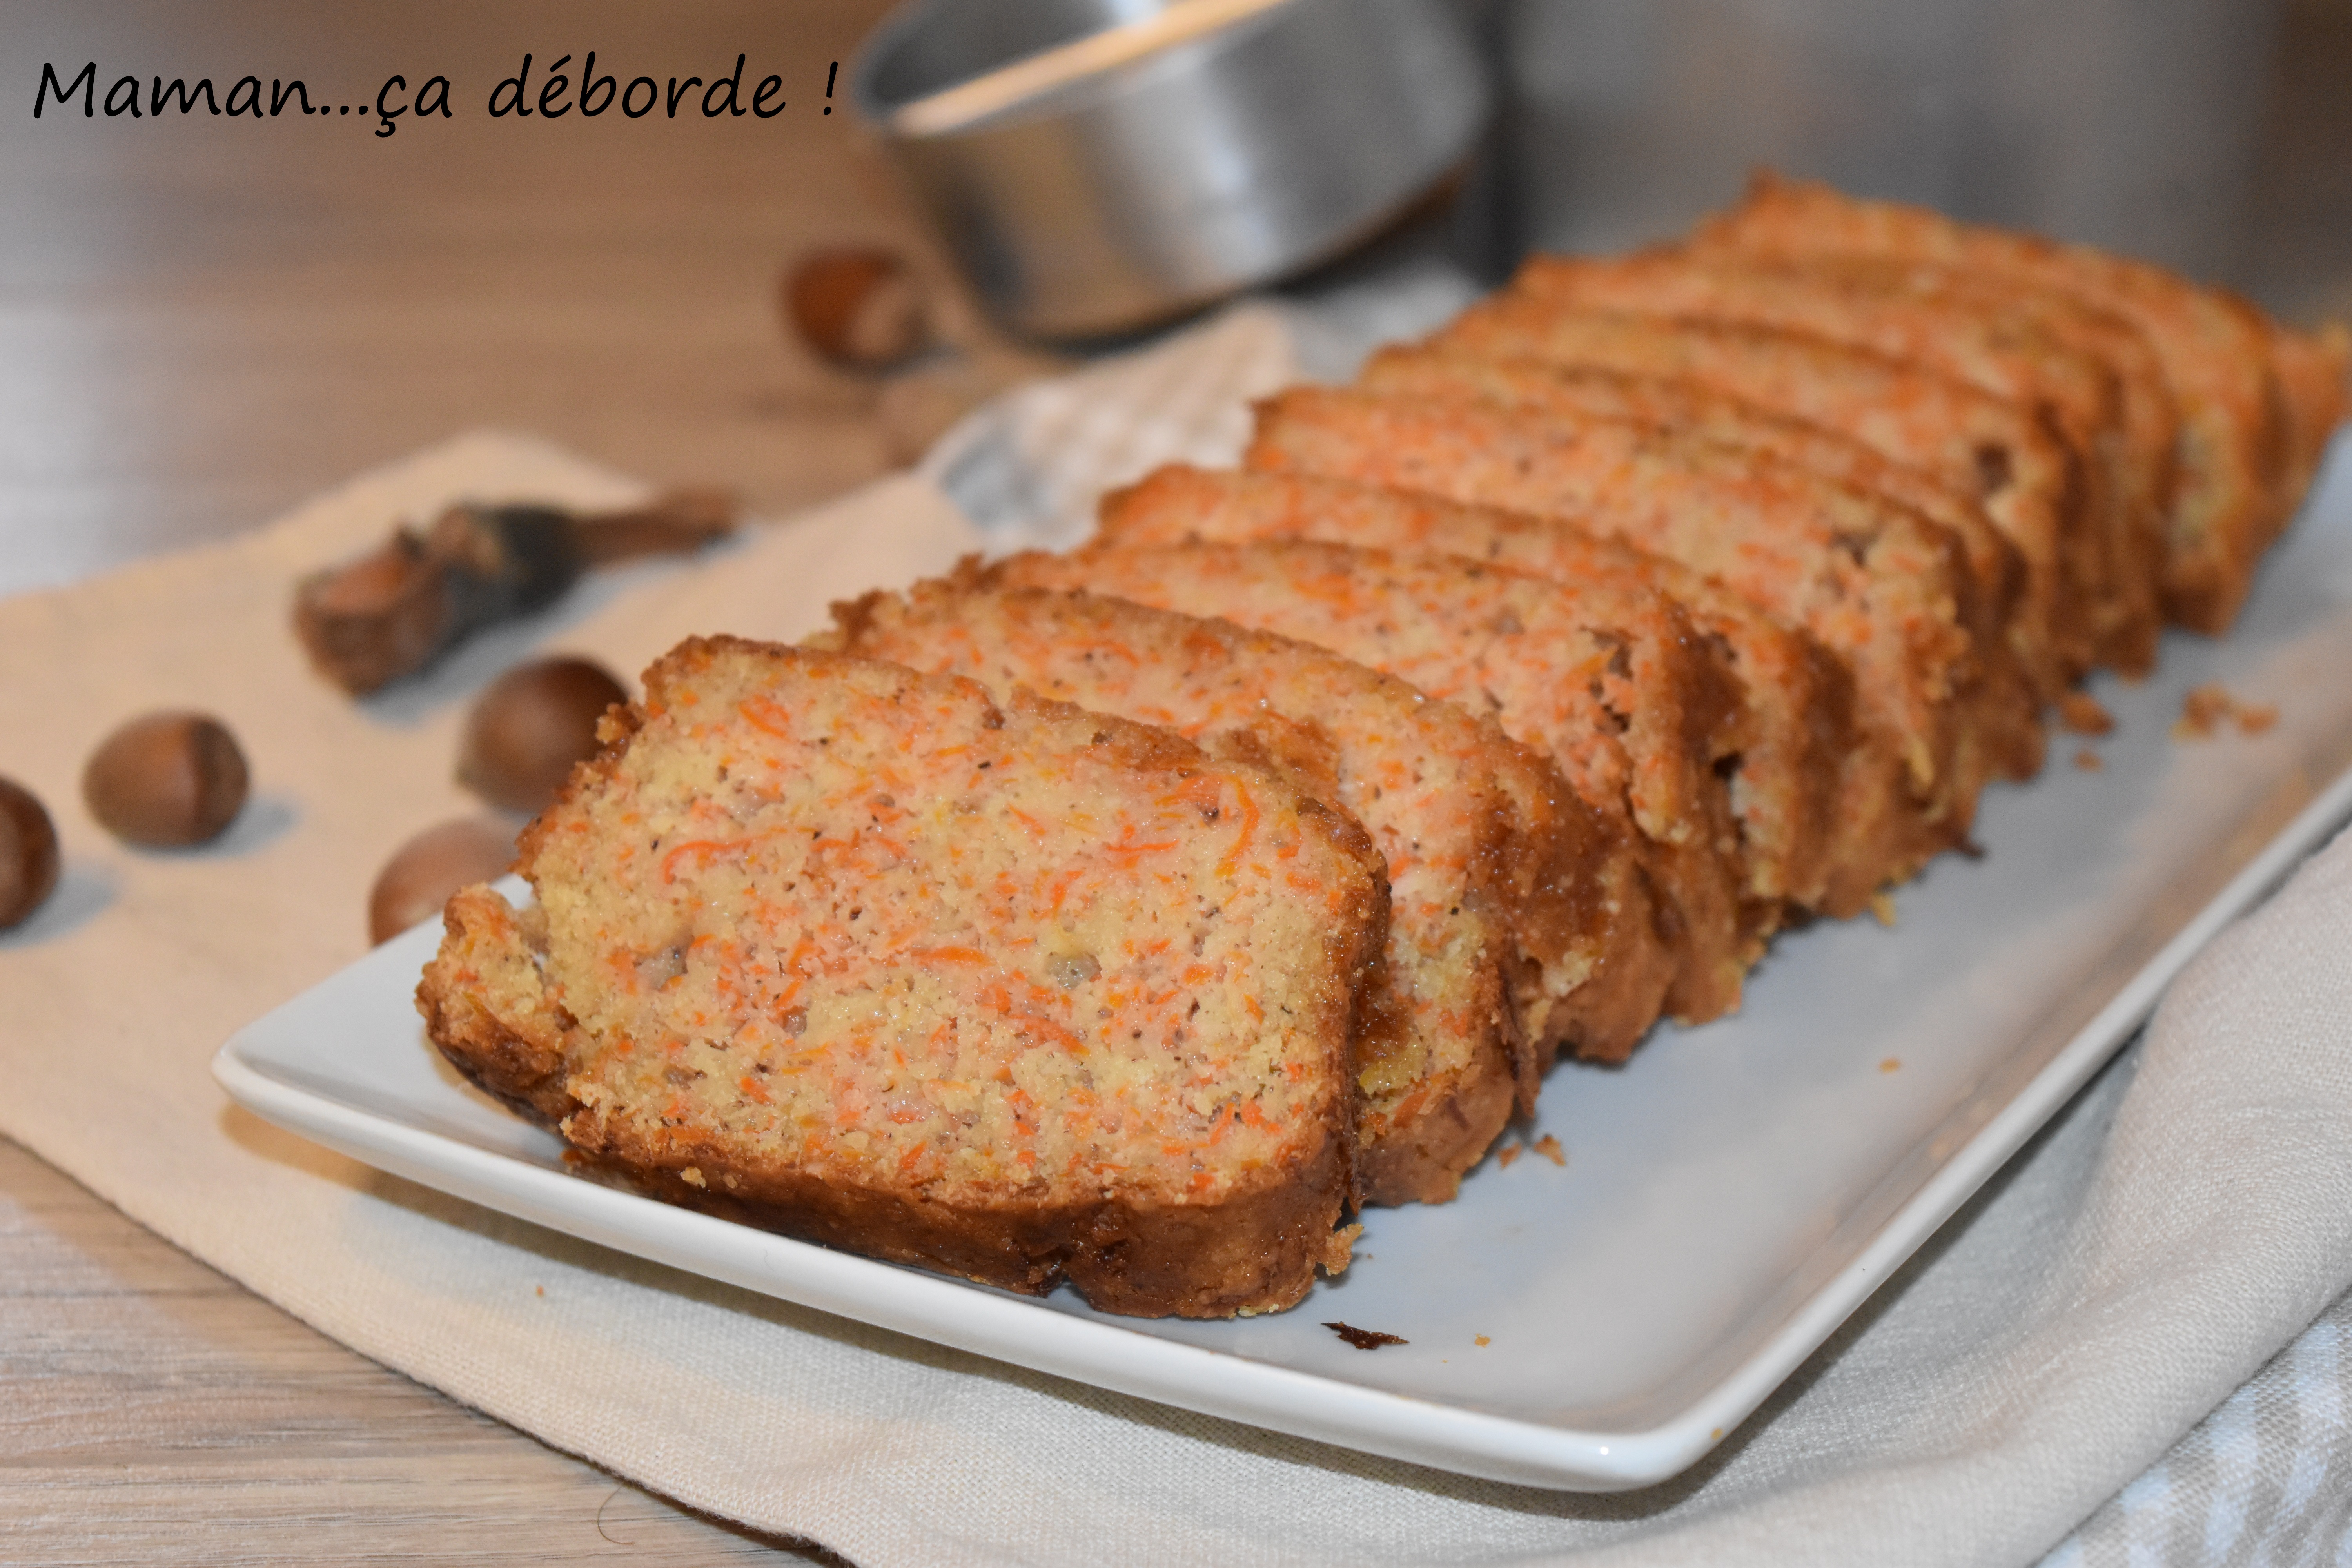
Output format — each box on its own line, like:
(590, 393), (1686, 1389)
(853, 0), (1490, 339)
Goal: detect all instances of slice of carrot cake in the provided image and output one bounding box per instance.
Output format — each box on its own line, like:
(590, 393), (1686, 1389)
(419, 635), (1387, 1319)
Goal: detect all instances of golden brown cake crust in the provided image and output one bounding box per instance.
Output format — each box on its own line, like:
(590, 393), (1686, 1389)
(581, 1096), (1358, 1318)
(420, 635), (1385, 1318)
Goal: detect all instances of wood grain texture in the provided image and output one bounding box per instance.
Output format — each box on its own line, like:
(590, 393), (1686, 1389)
(0, 1136), (842, 1565)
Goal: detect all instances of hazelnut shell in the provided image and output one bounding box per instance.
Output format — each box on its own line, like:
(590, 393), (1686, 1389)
(0, 776), (61, 930)
(369, 818), (516, 945)
(83, 712), (250, 847)
(457, 656), (628, 815)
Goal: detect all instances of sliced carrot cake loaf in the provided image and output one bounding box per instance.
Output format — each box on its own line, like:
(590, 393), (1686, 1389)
(418, 636), (1387, 1319)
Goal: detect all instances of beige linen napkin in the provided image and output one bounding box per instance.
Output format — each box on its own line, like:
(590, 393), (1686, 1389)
(6, 415), (2352, 1566)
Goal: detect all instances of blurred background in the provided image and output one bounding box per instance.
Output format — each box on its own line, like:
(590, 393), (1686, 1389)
(4, 0), (2345, 598)
(1487, 0), (2338, 283)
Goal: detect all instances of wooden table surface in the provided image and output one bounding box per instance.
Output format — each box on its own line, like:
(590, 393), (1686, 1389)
(3, 2), (2347, 1563)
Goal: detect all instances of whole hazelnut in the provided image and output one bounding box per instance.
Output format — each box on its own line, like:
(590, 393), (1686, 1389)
(83, 712), (250, 847)
(0, 776), (62, 930)
(784, 247), (929, 371)
(368, 817), (515, 945)
(457, 656), (628, 815)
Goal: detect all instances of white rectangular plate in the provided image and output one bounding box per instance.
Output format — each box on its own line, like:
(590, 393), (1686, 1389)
(216, 448), (2352, 1492)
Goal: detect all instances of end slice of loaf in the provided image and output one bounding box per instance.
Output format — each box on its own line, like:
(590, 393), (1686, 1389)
(418, 636), (1387, 1319)
(820, 576), (1563, 1205)
(999, 538), (1755, 1038)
